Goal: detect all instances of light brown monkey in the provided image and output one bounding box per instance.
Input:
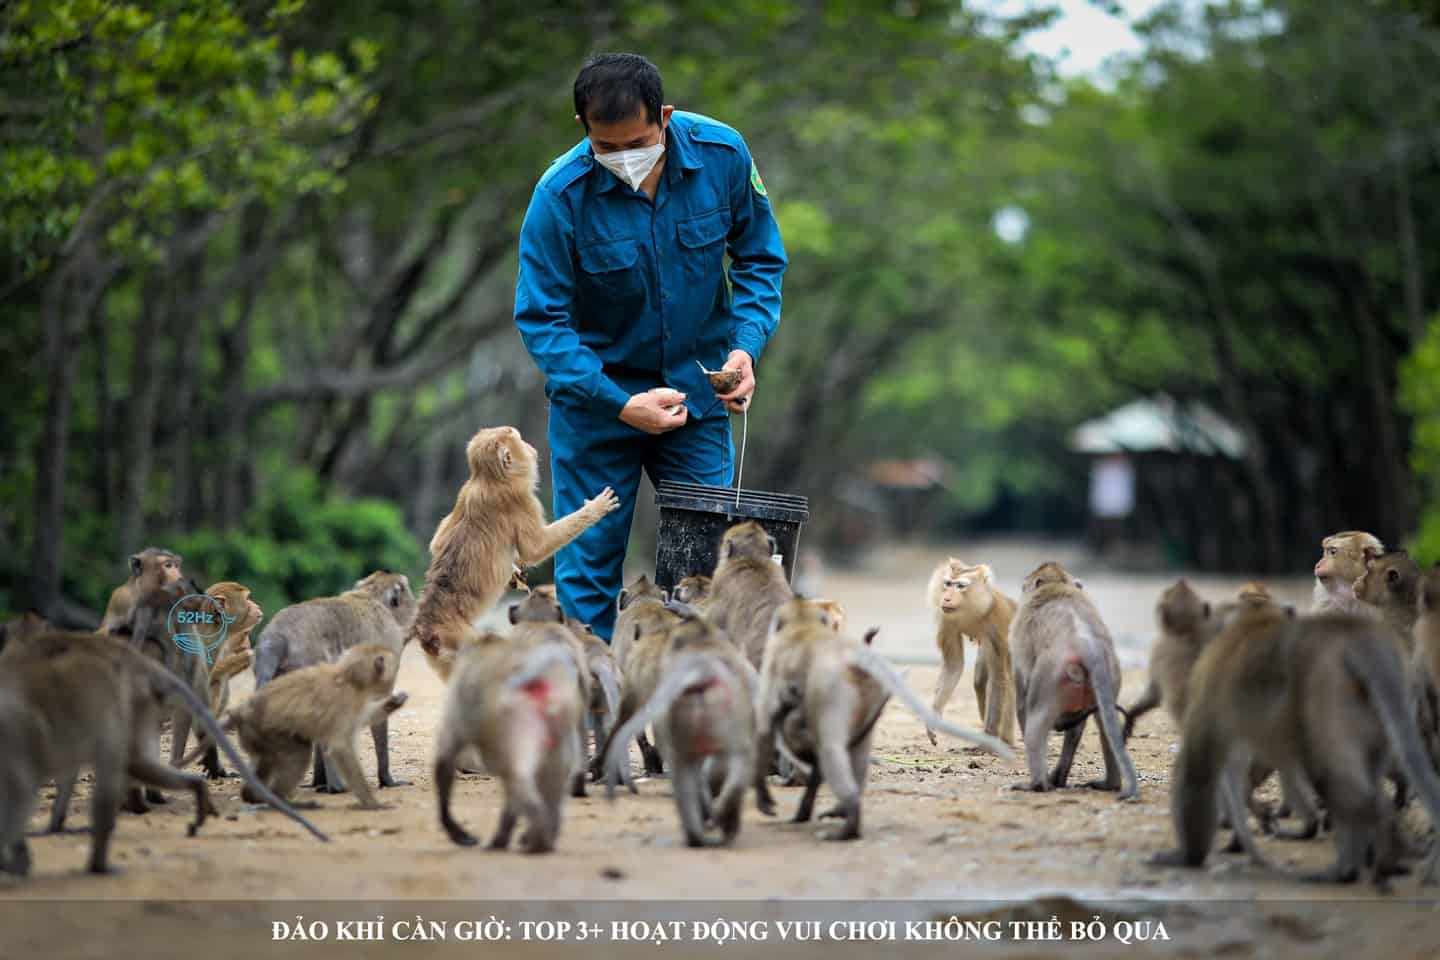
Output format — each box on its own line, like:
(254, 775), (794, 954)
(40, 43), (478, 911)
(600, 600), (683, 779)
(1312, 531), (1384, 616)
(603, 616), (758, 847)
(98, 547), (184, 633)
(707, 521), (793, 668)
(673, 575), (712, 611)
(526, 587), (622, 759)
(1354, 550), (1422, 655)
(225, 644), (407, 811)
(508, 592), (595, 796)
(810, 598), (846, 633)
(611, 573), (669, 672)
(1009, 561), (1138, 799)
(1236, 581), (1272, 602)
(925, 559), (1017, 747)
(412, 426), (620, 681)
(434, 627), (585, 853)
(753, 599), (1009, 841)
(178, 581), (264, 776)
(0, 631), (327, 876)
(252, 571), (416, 793)
(1151, 603), (1440, 889)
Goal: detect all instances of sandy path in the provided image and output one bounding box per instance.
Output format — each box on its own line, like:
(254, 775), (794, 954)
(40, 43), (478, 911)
(2, 539), (1436, 958)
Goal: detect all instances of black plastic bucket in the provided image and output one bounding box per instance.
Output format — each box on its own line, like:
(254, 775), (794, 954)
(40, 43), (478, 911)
(653, 480), (810, 591)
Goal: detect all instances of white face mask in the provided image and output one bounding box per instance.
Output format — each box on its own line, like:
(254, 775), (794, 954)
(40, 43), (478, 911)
(594, 138), (665, 191)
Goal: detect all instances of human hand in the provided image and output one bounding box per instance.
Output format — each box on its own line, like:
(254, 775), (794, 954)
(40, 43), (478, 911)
(716, 350), (755, 413)
(620, 388), (688, 434)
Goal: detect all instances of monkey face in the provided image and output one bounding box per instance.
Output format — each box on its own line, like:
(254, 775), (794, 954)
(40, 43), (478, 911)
(1315, 532), (1383, 583)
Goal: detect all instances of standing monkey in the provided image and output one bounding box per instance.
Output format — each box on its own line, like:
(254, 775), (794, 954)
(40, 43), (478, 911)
(707, 521), (793, 668)
(925, 559), (1017, 747)
(412, 426), (620, 680)
(1009, 561), (1138, 800)
(98, 547), (184, 633)
(253, 571), (416, 792)
(610, 573), (669, 671)
(1312, 531), (1384, 616)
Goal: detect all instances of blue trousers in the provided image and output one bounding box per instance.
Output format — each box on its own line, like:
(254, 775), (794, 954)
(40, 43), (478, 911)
(549, 405), (734, 641)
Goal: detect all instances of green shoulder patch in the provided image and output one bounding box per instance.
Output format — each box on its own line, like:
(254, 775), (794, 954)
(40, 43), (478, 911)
(749, 160), (767, 197)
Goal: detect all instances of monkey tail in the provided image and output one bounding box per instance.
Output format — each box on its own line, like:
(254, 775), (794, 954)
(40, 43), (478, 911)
(122, 647), (329, 843)
(1344, 639), (1440, 884)
(846, 645), (1012, 760)
(593, 660), (621, 729)
(1087, 653), (1140, 801)
(601, 654), (718, 801)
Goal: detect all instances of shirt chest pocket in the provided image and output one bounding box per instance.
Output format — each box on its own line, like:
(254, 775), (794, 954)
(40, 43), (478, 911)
(676, 208), (730, 280)
(577, 238), (645, 302)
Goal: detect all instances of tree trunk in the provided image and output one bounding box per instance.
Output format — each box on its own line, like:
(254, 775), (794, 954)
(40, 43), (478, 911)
(115, 272), (170, 557)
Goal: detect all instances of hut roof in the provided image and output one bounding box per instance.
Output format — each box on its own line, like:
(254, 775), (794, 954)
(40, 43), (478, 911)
(1068, 396), (1246, 459)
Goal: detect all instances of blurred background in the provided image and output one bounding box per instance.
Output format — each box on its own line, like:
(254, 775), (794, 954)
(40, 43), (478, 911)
(5, 0), (1440, 627)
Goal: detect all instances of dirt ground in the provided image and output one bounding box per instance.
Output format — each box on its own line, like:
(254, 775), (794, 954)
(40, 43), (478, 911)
(4, 540), (1440, 958)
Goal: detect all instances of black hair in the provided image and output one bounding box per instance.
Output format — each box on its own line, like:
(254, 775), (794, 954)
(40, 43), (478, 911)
(573, 53), (663, 130)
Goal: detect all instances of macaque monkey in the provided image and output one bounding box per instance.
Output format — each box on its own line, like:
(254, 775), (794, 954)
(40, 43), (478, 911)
(673, 575), (712, 612)
(227, 644), (408, 811)
(753, 599), (1010, 841)
(708, 521), (793, 668)
(925, 559), (1017, 747)
(98, 547), (184, 633)
(0, 631), (326, 876)
(603, 616), (758, 847)
(174, 581), (264, 779)
(253, 571), (415, 793)
(600, 600), (683, 779)
(412, 426), (620, 680)
(0, 611), (52, 656)
(611, 573), (669, 671)
(1354, 550), (1422, 654)
(434, 629), (585, 853)
(811, 598), (846, 633)
(1152, 602), (1440, 889)
(1009, 562), (1138, 800)
(1312, 531), (1384, 616)
(528, 585), (622, 768)
(508, 592), (594, 797)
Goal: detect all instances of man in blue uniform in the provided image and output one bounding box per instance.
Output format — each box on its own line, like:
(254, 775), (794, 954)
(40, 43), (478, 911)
(514, 53), (787, 641)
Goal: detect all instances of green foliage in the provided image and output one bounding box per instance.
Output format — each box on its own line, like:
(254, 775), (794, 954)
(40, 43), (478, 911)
(166, 468), (425, 613)
(1400, 314), (1440, 564)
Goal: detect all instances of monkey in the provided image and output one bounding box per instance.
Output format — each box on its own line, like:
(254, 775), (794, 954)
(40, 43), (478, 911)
(97, 547), (185, 634)
(168, 581), (264, 780)
(672, 575), (712, 612)
(252, 571), (415, 794)
(0, 630), (327, 877)
(751, 599), (1011, 841)
(602, 616), (757, 847)
(222, 644), (408, 811)
(810, 598), (846, 633)
(525, 586), (622, 762)
(1150, 602), (1440, 889)
(598, 600), (684, 780)
(924, 559), (1017, 747)
(1008, 561), (1139, 800)
(411, 426), (621, 681)
(1354, 550), (1422, 656)
(707, 521), (793, 668)
(610, 573), (669, 671)
(1312, 531), (1384, 616)
(1236, 581), (1272, 602)
(0, 610), (53, 656)
(433, 627), (585, 853)
(508, 563), (530, 593)
(507, 591), (596, 797)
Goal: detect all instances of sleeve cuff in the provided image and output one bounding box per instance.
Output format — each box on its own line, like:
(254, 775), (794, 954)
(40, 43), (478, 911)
(590, 374), (633, 420)
(729, 330), (767, 368)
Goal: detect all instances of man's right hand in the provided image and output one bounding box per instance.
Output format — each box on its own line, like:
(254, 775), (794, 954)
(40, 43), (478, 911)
(620, 388), (688, 435)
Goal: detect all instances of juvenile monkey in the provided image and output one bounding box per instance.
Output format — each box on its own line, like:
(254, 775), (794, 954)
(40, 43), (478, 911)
(753, 599), (1010, 841)
(925, 559), (1017, 747)
(412, 426), (620, 680)
(603, 616), (757, 847)
(708, 521), (793, 668)
(253, 571), (416, 792)
(600, 601), (683, 779)
(434, 628), (585, 853)
(0, 631), (327, 876)
(1312, 531), (1384, 616)
(227, 644), (408, 811)
(1152, 603), (1440, 888)
(673, 575), (712, 612)
(98, 547), (184, 633)
(1009, 561), (1138, 800)
(611, 573), (669, 672)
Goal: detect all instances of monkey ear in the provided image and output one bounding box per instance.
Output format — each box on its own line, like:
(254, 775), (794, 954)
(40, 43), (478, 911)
(499, 446), (513, 471)
(863, 627), (878, 646)
(129, 554), (143, 576)
(1073, 579), (1084, 590)
(508, 604), (520, 625)
(617, 589), (631, 612)
(373, 655), (386, 677)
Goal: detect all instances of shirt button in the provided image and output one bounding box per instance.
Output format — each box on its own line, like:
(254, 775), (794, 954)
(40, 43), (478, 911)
(661, 290), (670, 300)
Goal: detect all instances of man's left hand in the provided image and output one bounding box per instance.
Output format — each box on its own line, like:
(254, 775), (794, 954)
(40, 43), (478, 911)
(716, 350), (755, 413)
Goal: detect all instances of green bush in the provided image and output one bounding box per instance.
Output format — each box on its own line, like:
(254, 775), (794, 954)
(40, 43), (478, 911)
(1399, 313), (1440, 566)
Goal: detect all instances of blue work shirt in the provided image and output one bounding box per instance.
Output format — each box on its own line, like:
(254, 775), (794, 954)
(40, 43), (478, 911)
(514, 111), (787, 421)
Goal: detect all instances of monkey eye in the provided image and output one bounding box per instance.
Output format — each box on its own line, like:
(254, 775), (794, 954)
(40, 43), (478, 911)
(1327, 546), (1337, 556)
(1387, 569), (1400, 583)
(957, 579), (970, 589)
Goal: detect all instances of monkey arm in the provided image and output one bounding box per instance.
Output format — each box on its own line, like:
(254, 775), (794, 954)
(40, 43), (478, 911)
(515, 500), (607, 566)
(1122, 681), (1161, 743)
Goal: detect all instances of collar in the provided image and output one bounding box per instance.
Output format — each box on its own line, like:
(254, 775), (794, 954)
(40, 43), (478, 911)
(587, 119), (704, 194)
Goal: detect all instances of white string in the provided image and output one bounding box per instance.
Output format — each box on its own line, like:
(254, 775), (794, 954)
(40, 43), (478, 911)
(735, 404), (747, 508)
